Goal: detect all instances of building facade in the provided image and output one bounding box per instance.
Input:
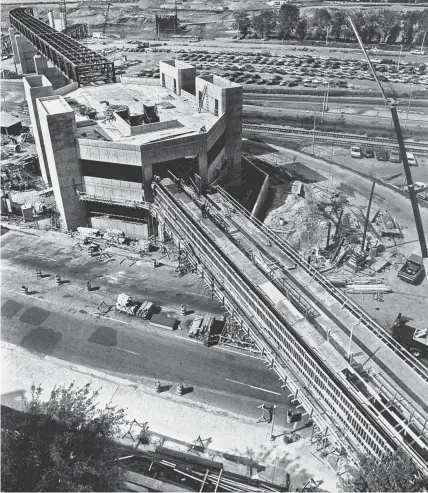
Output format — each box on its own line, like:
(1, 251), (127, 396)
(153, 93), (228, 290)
(24, 60), (243, 237)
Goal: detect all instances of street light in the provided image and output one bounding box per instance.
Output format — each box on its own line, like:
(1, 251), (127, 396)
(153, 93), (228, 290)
(312, 111), (317, 155)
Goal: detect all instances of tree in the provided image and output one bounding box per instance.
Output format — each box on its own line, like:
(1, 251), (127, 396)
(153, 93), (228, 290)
(339, 450), (428, 492)
(277, 4), (299, 39)
(252, 10), (277, 38)
(330, 9), (347, 41)
(308, 8), (332, 40)
(1, 383), (127, 492)
(296, 17), (308, 41)
(233, 11), (252, 37)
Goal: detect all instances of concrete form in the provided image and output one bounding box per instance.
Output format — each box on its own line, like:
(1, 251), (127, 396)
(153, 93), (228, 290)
(25, 61), (243, 237)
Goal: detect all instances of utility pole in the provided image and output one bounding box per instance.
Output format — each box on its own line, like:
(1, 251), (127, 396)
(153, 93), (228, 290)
(269, 405), (277, 441)
(421, 30), (426, 52)
(349, 17), (428, 258)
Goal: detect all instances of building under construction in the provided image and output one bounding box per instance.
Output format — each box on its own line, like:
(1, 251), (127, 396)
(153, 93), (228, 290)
(24, 60), (243, 236)
(155, 14), (179, 37)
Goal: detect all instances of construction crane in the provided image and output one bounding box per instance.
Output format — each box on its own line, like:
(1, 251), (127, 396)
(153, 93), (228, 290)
(348, 17), (428, 259)
(103, 2), (113, 35)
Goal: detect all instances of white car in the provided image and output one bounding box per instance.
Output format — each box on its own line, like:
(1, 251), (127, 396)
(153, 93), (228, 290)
(411, 50), (426, 55)
(370, 47), (381, 52)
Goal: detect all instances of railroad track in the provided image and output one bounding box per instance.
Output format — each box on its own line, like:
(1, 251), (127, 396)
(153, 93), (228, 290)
(243, 124), (428, 153)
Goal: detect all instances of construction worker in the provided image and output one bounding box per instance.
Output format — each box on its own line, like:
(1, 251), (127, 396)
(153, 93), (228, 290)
(21, 285), (28, 295)
(85, 281), (91, 292)
(55, 274), (61, 285)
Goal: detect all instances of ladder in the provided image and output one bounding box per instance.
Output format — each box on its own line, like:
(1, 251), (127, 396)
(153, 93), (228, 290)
(198, 85), (207, 113)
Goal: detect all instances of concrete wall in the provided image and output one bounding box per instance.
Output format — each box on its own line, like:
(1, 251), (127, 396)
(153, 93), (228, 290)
(195, 75), (242, 183)
(42, 66), (69, 90)
(82, 176), (145, 202)
(23, 75), (55, 185)
(37, 95), (87, 230)
(12, 33), (38, 74)
(159, 60), (196, 96)
(54, 81), (79, 96)
(89, 216), (148, 239)
(113, 113), (182, 137)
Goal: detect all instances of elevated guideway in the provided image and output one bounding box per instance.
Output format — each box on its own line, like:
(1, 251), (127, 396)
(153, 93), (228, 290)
(151, 176), (428, 476)
(9, 8), (115, 86)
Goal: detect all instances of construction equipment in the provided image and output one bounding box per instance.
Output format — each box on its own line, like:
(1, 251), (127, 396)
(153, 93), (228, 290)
(115, 293), (154, 319)
(103, 2), (113, 35)
(392, 315), (428, 358)
(397, 254), (425, 285)
(349, 18), (428, 259)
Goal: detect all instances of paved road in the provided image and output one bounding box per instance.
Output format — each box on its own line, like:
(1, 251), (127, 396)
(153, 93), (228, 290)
(244, 93), (428, 110)
(1, 229), (293, 426)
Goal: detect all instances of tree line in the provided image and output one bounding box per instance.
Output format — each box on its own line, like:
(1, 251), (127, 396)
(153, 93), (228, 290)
(233, 6), (428, 46)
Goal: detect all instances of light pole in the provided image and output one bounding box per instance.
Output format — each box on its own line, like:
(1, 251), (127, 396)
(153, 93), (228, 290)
(347, 321), (360, 360)
(312, 111), (316, 155)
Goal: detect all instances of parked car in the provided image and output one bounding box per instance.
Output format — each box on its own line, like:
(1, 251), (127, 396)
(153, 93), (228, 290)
(350, 146), (362, 158)
(362, 147), (374, 158)
(389, 149), (401, 163)
(375, 149), (389, 161)
(406, 152), (418, 166)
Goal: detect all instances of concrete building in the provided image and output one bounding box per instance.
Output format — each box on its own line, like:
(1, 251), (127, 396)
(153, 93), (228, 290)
(24, 61), (243, 237)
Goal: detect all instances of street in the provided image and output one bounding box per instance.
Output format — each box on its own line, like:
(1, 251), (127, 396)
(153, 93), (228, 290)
(1, 228), (294, 426)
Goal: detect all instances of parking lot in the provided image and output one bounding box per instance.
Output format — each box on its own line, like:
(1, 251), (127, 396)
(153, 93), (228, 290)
(125, 47), (428, 91)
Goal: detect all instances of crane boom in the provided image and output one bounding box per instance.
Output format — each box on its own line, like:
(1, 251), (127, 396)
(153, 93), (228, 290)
(348, 17), (428, 258)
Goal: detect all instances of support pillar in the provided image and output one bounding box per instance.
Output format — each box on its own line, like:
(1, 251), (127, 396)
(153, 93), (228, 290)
(198, 153), (208, 192)
(23, 75), (54, 186)
(13, 34), (38, 74)
(34, 54), (48, 75)
(37, 95), (87, 230)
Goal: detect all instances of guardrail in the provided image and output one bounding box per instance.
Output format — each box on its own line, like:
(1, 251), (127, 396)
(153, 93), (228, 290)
(243, 124), (428, 153)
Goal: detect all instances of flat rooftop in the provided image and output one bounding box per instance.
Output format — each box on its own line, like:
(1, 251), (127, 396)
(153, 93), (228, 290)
(67, 82), (219, 145)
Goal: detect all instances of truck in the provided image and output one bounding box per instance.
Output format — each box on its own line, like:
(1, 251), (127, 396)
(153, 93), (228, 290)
(397, 254), (425, 284)
(115, 293), (154, 319)
(393, 323), (428, 358)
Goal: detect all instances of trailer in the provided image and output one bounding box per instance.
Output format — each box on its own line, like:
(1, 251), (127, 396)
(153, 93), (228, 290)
(115, 293), (154, 319)
(397, 254), (425, 284)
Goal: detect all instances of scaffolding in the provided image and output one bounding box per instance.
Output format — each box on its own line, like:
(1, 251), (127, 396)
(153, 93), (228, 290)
(9, 8), (115, 86)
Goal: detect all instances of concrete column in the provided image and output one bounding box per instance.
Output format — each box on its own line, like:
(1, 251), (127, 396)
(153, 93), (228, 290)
(198, 153), (208, 190)
(47, 10), (55, 28)
(8, 28), (20, 73)
(37, 95), (87, 230)
(13, 34), (38, 74)
(23, 75), (54, 186)
(143, 165), (153, 202)
(34, 55), (48, 75)
(223, 85), (243, 184)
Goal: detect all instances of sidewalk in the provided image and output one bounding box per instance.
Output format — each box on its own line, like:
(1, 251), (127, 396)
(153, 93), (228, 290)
(1, 340), (338, 491)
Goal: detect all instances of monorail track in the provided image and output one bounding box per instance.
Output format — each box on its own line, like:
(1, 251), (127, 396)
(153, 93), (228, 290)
(243, 124), (428, 154)
(215, 186), (428, 385)
(152, 177), (428, 476)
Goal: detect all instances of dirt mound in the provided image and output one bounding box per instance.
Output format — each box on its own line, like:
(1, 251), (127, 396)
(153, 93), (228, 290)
(264, 185), (328, 251)
(228, 0), (270, 11)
